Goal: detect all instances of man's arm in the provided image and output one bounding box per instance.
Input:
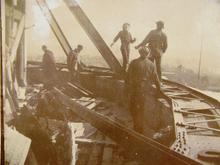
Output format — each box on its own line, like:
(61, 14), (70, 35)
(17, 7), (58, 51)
(111, 32), (121, 47)
(162, 34), (168, 53)
(129, 33), (136, 43)
(135, 31), (152, 49)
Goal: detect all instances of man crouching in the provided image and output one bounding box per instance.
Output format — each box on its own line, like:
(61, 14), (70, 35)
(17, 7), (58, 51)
(125, 46), (161, 133)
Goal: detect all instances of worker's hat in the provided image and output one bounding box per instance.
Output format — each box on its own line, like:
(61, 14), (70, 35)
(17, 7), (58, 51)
(41, 45), (47, 50)
(138, 46), (150, 55)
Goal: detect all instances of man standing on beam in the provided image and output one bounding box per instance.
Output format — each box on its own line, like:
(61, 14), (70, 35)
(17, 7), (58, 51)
(135, 21), (168, 81)
(67, 44), (83, 82)
(126, 46), (161, 133)
(111, 23), (136, 72)
(42, 45), (58, 89)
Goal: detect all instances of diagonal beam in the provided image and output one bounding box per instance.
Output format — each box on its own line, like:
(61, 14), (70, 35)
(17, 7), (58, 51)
(175, 109), (220, 118)
(181, 107), (214, 111)
(183, 123), (220, 133)
(75, 138), (116, 147)
(36, 0), (72, 56)
(63, 0), (122, 73)
(186, 118), (220, 124)
(52, 87), (198, 165)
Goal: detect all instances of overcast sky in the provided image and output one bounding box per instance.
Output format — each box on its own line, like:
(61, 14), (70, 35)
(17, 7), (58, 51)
(26, 0), (220, 76)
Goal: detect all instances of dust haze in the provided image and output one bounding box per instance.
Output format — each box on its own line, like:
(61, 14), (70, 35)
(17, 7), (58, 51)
(26, 0), (220, 76)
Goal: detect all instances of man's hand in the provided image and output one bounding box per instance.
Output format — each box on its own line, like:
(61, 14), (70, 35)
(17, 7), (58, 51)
(159, 89), (165, 96)
(156, 89), (164, 98)
(131, 38), (136, 43)
(135, 45), (139, 49)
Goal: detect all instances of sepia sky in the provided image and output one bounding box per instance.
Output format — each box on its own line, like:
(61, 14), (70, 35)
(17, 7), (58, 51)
(26, 0), (220, 76)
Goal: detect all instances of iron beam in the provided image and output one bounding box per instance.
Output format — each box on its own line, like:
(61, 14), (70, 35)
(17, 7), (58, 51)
(52, 87), (199, 165)
(35, 0), (72, 56)
(63, 0), (122, 73)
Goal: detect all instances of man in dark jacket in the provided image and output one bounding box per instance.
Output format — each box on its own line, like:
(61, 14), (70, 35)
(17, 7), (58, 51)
(42, 45), (58, 89)
(111, 23), (136, 72)
(135, 21), (167, 81)
(126, 46), (161, 133)
(67, 44), (83, 81)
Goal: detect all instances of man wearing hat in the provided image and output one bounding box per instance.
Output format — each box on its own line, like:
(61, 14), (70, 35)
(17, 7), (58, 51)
(125, 46), (161, 133)
(111, 23), (136, 72)
(135, 21), (167, 81)
(42, 45), (58, 89)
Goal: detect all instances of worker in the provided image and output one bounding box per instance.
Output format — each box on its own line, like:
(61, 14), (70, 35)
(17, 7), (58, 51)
(42, 45), (58, 89)
(111, 23), (136, 72)
(135, 21), (167, 81)
(67, 44), (83, 81)
(126, 46), (161, 133)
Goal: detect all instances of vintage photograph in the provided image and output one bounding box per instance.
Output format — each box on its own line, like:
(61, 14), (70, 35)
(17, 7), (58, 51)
(1, 0), (220, 164)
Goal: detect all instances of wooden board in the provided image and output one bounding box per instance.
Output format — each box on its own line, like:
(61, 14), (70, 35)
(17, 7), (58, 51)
(4, 126), (31, 165)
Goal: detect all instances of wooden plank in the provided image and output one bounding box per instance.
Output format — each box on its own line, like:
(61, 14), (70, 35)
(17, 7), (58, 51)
(170, 95), (199, 101)
(5, 126), (31, 165)
(75, 138), (116, 147)
(181, 107), (215, 112)
(5, 88), (18, 116)
(8, 16), (25, 64)
(27, 60), (113, 72)
(76, 100), (93, 107)
(86, 102), (97, 110)
(67, 82), (92, 96)
(69, 122), (86, 164)
(175, 110), (220, 118)
(63, 0), (122, 73)
(27, 60), (67, 69)
(71, 82), (94, 96)
(186, 118), (220, 124)
(162, 86), (181, 91)
(167, 92), (190, 97)
(76, 97), (94, 101)
(75, 97), (94, 106)
(162, 88), (181, 92)
(184, 123), (220, 133)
